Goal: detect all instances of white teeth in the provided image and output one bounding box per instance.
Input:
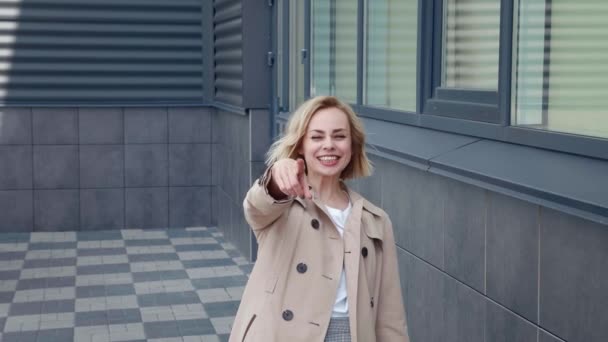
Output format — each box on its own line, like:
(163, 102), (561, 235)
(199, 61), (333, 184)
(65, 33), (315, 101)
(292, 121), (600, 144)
(318, 156), (338, 161)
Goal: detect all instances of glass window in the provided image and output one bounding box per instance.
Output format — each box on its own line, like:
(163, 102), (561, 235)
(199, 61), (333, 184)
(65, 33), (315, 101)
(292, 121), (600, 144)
(512, 0), (608, 139)
(311, 0), (358, 103)
(442, 0), (500, 89)
(365, 0), (417, 111)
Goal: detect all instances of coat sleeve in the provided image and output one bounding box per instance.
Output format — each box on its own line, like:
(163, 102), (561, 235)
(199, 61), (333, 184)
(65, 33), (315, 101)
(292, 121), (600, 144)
(375, 216), (410, 342)
(243, 166), (294, 235)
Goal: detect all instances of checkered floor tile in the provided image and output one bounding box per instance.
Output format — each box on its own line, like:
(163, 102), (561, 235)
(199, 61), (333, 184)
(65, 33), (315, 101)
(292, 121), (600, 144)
(0, 227), (252, 342)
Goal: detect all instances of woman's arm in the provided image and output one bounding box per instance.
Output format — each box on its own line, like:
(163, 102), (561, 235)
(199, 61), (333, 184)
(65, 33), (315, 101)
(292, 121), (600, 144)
(375, 216), (410, 342)
(243, 158), (311, 233)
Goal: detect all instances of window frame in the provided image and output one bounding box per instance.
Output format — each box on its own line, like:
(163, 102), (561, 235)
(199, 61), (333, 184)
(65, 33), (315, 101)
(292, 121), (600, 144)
(293, 0), (608, 161)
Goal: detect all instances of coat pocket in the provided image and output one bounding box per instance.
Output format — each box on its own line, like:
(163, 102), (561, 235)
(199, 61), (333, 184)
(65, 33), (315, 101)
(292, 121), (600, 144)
(241, 314), (257, 342)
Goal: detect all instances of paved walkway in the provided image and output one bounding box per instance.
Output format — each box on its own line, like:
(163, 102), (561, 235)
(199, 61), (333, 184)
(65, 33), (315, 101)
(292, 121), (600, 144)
(0, 227), (252, 342)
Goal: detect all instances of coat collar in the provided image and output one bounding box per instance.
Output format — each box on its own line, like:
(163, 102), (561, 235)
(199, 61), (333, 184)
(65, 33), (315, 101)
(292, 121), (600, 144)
(293, 181), (384, 218)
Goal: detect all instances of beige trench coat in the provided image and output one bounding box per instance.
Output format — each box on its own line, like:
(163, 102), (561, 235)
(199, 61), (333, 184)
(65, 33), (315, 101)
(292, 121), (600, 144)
(229, 169), (409, 342)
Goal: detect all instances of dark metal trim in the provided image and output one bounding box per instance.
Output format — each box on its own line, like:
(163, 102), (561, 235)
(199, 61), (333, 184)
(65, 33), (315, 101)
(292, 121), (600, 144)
(356, 0), (364, 105)
(498, 0), (514, 126)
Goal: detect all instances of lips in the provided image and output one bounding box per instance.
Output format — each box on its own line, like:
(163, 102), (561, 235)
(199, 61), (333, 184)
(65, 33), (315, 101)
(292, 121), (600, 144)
(317, 155), (340, 166)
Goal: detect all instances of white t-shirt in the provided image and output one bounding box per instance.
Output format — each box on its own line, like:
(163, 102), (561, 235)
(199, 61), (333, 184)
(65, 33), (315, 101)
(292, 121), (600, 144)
(325, 201), (352, 318)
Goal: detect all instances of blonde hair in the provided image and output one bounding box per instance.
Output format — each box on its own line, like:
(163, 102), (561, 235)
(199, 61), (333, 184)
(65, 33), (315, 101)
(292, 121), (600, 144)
(266, 96), (372, 180)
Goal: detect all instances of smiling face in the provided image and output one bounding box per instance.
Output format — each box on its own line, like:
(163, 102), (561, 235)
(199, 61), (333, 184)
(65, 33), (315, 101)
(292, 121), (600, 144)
(299, 106), (352, 182)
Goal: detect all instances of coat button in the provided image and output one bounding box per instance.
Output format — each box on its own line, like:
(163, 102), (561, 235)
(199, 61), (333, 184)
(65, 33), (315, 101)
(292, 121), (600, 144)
(296, 263), (307, 273)
(311, 219), (319, 229)
(362, 247), (368, 258)
(282, 309), (294, 321)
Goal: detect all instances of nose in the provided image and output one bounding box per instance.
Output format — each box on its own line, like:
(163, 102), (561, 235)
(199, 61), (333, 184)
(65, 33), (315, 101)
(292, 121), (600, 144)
(322, 137), (335, 150)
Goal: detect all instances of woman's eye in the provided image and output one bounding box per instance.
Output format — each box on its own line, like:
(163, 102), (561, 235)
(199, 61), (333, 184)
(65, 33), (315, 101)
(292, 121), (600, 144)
(335, 135), (346, 139)
(311, 136), (322, 140)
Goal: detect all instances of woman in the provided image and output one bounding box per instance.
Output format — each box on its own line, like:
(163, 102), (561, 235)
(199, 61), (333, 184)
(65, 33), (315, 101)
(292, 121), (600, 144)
(229, 96), (409, 342)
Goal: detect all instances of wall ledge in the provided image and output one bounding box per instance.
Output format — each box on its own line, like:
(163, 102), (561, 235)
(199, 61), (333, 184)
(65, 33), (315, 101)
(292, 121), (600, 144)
(363, 117), (608, 225)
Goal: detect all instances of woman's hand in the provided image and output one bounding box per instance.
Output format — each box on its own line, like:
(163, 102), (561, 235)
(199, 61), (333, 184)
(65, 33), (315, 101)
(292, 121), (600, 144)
(268, 158), (312, 200)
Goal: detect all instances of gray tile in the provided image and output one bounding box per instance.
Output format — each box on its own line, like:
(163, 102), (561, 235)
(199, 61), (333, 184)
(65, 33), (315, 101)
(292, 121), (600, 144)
(125, 239), (171, 247)
(485, 301), (537, 342)
(9, 301), (43, 315)
(125, 144), (168, 187)
(0, 108), (32, 144)
(0, 252), (26, 260)
(182, 258), (235, 269)
(444, 178), (486, 292)
(0, 232), (30, 243)
(239, 264), (253, 275)
(398, 249), (445, 342)
(76, 308), (141, 326)
(35, 328), (74, 342)
(79, 145), (124, 188)
(77, 247), (126, 256)
(0, 270), (20, 280)
(29, 241), (77, 250)
(76, 284), (135, 298)
(77, 263), (131, 275)
(144, 320), (180, 339)
(378, 157), (410, 245)
(170, 186), (212, 228)
(125, 187), (168, 229)
(2, 331), (38, 342)
(33, 145), (79, 189)
(0, 190), (33, 232)
(406, 169), (446, 269)
(17, 277), (75, 290)
(249, 109), (271, 162)
(177, 318), (215, 336)
(34, 189), (79, 231)
(203, 301), (240, 317)
(137, 291), (200, 307)
(32, 108), (78, 144)
(80, 188), (125, 230)
(168, 107), (212, 143)
(444, 277), (485, 342)
(79, 108), (124, 144)
(41, 299), (76, 314)
(487, 192), (538, 322)
(127, 253), (179, 262)
(75, 310), (107, 326)
(540, 208), (608, 342)
(10, 299), (74, 315)
(132, 270), (188, 282)
(539, 330), (566, 342)
(23, 258), (76, 269)
(190, 275), (248, 290)
(77, 230), (123, 241)
(107, 308), (142, 325)
(169, 144), (211, 186)
(174, 243), (221, 252)
(0, 145), (32, 189)
(166, 228), (211, 238)
(124, 108), (167, 143)
(0, 291), (15, 302)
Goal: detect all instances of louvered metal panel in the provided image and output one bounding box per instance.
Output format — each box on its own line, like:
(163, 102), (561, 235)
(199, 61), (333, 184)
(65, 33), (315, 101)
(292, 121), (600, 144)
(0, 0), (204, 104)
(213, 0), (242, 107)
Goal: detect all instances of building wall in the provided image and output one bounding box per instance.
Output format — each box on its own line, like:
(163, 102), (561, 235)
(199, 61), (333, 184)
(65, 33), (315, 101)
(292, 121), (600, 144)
(212, 108), (270, 260)
(0, 106), (213, 232)
(349, 153), (608, 342)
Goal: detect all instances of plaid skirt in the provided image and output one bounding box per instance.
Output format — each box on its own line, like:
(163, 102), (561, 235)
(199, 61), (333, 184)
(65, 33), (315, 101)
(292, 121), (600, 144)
(324, 317), (351, 342)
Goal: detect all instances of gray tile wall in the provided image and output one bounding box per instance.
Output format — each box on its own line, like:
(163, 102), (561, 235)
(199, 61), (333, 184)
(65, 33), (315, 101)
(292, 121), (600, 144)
(0, 106), (213, 232)
(211, 109), (270, 261)
(351, 153), (608, 342)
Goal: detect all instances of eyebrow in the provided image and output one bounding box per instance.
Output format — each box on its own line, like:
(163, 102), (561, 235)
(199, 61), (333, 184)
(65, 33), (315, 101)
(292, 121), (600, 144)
(309, 128), (348, 134)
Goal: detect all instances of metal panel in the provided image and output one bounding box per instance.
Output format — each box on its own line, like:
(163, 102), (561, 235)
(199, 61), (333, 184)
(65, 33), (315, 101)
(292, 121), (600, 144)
(213, 0), (242, 107)
(0, 0), (204, 104)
